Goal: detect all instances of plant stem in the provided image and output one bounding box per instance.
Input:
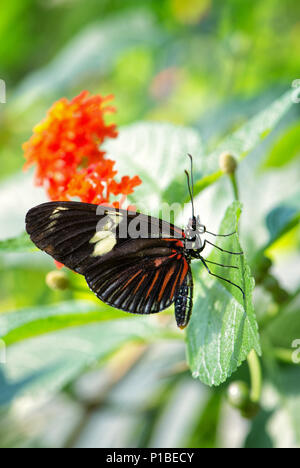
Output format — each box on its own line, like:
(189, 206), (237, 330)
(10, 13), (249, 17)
(247, 349), (262, 403)
(274, 347), (294, 364)
(230, 173), (239, 201)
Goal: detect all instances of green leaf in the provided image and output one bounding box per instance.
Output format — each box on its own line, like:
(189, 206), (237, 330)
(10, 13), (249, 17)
(262, 121), (300, 169)
(264, 190), (300, 248)
(0, 318), (176, 406)
(193, 90), (295, 196)
(244, 409), (274, 448)
(0, 300), (180, 347)
(186, 201), (261, 387)
(0, 300), (128, 346)
(0, 231), (35, 253)
(105, 121), (204, 211)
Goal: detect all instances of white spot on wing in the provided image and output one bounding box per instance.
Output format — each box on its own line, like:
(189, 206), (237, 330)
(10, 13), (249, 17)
(51, 206), (69, 217)
(105, 210), (122, 216)
(90, 230), (116, 256)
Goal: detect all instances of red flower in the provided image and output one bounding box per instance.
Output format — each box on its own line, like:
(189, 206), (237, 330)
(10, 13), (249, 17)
(24, 91), (142, 269)
(23, 91), (141, 205)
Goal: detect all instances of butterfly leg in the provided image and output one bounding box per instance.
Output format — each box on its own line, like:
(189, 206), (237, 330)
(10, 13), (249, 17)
(174, 269), (193, 329)
(205, 259), (238, 269)
(199, 255), (245, 298)
(198, 239), (243, 256)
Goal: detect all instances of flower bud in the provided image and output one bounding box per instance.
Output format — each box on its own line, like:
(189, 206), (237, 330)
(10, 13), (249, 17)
(227, 381), (250, 409)
(219, 151), (237, 174)
(46, 270), (69, 290)
(227, 381), (260, 419)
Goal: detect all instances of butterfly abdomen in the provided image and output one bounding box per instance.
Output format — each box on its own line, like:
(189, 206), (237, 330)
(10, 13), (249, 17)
(174, 269), (193, 329)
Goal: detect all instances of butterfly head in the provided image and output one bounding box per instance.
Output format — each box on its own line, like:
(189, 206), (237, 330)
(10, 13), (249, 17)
(187, 215), (205, 234)
(185, 215), (205, 245)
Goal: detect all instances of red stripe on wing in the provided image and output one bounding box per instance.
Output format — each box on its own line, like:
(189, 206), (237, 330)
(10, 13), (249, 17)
(179, 258), (189, 286)
(122, 270), (141, 290)
(146, 270), (160, 299)
(158, 264), (176, 302)
(134, 274), (147, 294)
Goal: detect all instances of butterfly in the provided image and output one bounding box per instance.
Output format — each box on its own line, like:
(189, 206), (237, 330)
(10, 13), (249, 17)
(25, 155), (244, 329)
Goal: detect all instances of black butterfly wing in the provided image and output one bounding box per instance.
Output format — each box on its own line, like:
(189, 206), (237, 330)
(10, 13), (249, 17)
(26, 201), (103, 273)
(25, 201), (190, 315)
(84, 238), (190, 314)
(25, 200), (184, 272)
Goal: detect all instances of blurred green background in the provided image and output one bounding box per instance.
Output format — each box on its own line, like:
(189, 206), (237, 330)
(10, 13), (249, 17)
(0, 0), (300, 448)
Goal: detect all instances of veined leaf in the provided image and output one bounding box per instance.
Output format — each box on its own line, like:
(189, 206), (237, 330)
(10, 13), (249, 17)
(105, 121), (204, 212)
(186, 201), (261, 386)
(193, 90), (295, 197)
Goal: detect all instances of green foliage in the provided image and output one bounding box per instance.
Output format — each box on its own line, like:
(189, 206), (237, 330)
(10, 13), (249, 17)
(1, 0), (300, 448)
(262, 122), (300, 169)
(0, 318), (175, 405)
(193, 90), (295, 197)
(0, 300), (121, 346)
(265, 191), (300, 248)
(186, 202), (260, 386)
(13, 10), (164, 109)
(0, 232), (35, 253)
(264, 294), (300, 349)
(105, 121), (204, 210)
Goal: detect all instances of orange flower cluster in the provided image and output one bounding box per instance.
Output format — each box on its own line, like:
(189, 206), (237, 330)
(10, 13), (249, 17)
(67, 161), (141, 205)
(23, 91), (141, 206)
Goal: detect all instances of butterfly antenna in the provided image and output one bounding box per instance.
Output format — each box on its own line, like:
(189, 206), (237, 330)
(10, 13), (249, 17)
(185, 154), (196, 221)
(186, 154), (236, 239)
(187, 154), (194, 203)
(184, 169), (195, 221)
